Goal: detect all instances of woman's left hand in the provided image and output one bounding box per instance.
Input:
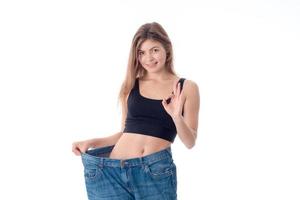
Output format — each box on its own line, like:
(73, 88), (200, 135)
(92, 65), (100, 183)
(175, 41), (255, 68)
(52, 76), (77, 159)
(162, 81), (184, 118)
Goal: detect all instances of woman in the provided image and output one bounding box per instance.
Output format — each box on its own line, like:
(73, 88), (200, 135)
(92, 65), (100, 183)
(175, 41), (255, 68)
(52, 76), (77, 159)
(72, 22), (200, 200)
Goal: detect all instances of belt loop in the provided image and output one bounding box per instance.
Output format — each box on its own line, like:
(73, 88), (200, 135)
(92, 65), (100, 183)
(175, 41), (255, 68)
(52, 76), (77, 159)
(120, 160), (125, 168)
(140, 157), (147, 171)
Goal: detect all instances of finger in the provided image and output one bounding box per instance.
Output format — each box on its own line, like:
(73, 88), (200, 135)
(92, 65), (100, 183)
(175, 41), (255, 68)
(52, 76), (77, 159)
(82, 147), (89, 153)
(72, 144), (82, 152)
(72, 148), (81, 156)
(178, 89), (184, 102)
(72, 144), (77, 152)
(176, 82), (181, 99)
(162, 98), (167, 107)
(164, 92), (174, 104)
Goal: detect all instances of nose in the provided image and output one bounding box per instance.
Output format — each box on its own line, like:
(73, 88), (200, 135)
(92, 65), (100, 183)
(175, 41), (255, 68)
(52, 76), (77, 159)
(145, 53), (154, 62)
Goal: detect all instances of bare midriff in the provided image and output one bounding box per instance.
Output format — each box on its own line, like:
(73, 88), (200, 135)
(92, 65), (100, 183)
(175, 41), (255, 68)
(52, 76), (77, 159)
(108, 132), (172, 159)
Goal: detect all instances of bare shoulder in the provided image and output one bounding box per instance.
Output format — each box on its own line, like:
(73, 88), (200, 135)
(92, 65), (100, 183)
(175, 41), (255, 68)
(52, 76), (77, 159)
(182, 79), (200, 98)
(181, 78), (200, 135)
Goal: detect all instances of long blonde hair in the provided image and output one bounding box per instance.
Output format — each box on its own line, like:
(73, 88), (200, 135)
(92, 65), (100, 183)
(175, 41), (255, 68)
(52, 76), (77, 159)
(118, 22), (177, 117)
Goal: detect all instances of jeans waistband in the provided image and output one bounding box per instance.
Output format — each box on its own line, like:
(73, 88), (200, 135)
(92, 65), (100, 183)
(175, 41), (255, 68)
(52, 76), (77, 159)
(81, 145), (173, 167)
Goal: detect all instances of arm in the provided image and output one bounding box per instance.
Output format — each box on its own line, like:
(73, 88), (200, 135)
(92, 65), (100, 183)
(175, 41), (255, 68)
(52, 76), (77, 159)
(172, 80), (200, 149)
(72, 132), (122, 155)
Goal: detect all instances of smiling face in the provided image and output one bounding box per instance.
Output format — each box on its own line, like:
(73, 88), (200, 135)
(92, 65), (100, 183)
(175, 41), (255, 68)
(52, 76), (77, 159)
(138, 39), (167, 73)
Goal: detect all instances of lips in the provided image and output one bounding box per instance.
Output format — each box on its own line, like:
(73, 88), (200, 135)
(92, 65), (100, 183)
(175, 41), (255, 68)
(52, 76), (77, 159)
(146, 62), (158, 67)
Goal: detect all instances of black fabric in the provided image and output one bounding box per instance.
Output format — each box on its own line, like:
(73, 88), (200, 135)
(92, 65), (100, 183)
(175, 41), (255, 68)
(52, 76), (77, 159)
(123, 77), (186, 143)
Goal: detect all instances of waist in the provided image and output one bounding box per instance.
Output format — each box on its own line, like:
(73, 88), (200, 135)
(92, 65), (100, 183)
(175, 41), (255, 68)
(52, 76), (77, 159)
(109, 132), (171, 159)
(81, 144), (173, 168)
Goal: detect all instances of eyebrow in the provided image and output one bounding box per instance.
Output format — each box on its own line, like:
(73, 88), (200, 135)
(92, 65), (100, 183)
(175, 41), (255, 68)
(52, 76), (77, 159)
(138, 46), (160, 52)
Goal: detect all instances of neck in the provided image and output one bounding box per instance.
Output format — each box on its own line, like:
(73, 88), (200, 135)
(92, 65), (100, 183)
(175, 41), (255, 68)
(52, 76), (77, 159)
(143, 70), (174, 81)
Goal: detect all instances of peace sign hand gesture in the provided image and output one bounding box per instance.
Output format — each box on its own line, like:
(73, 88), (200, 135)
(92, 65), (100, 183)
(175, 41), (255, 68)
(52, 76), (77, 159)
(162, 81), (184, 119)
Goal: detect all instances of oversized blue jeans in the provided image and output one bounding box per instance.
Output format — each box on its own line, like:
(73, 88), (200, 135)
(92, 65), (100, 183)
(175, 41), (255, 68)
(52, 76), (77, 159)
(81, 145), (177, 200)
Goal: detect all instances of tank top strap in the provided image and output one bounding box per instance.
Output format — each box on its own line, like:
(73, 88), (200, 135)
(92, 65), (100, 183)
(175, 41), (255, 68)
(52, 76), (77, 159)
(133, 78), (139, 88)
(177, 78), (186, 93)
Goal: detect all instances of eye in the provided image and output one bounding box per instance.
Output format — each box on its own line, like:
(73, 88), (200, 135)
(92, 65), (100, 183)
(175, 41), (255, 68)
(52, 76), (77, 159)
(138, 51), (144, 56)
(153, 48), (159, 52)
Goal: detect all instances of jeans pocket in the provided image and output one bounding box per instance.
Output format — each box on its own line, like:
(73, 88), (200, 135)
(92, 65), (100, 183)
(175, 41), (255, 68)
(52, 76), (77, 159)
(145, 158), (175, 179)
(83, 165), (103, 182)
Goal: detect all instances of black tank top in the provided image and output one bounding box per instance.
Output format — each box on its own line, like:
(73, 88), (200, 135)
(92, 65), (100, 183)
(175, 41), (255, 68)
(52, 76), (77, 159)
(123, 77), (186, 143)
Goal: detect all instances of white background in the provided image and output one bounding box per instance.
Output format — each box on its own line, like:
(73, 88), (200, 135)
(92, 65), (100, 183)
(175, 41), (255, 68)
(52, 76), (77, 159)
(0, 0), (299, 199)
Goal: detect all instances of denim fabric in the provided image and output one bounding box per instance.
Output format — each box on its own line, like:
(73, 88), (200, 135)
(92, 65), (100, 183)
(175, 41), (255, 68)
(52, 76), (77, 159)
(81, 145), (177, 200)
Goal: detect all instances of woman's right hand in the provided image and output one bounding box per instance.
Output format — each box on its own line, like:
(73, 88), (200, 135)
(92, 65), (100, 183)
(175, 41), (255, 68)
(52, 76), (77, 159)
(72, 139), (94, 156)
